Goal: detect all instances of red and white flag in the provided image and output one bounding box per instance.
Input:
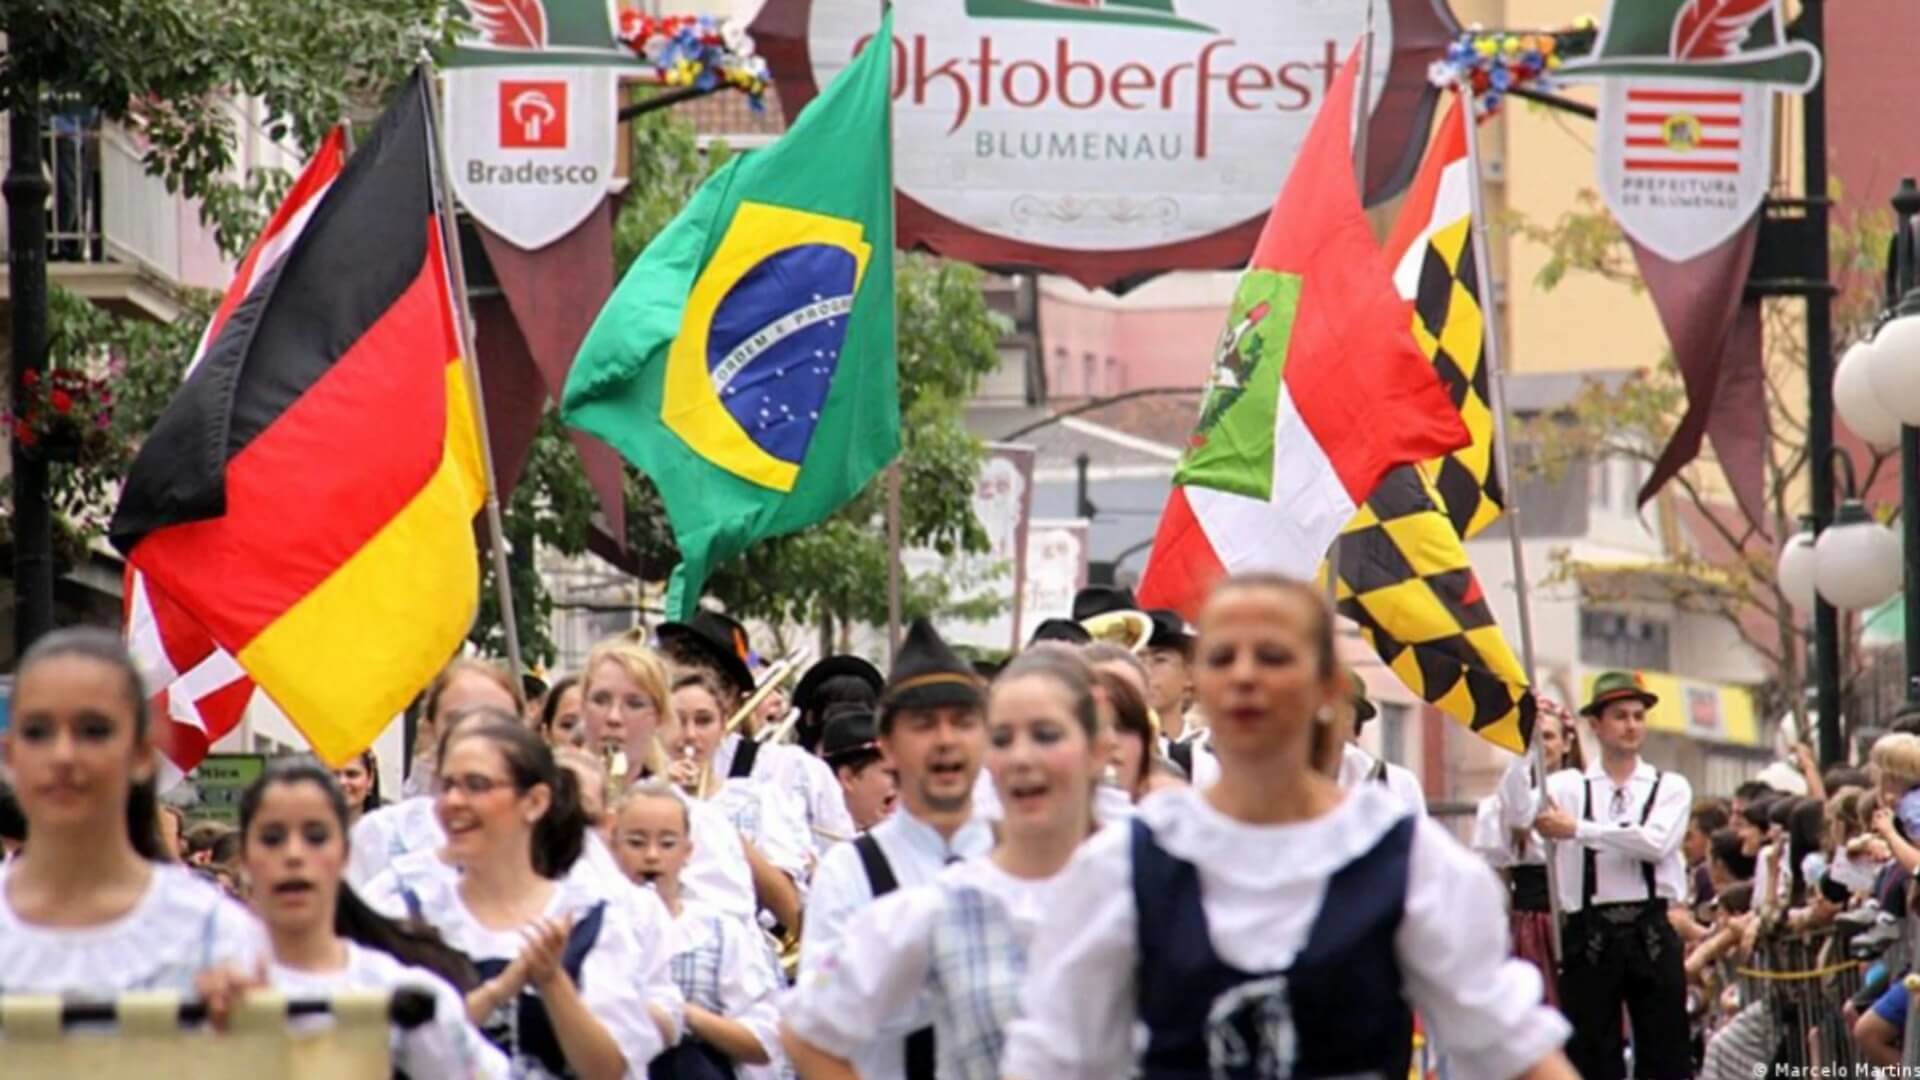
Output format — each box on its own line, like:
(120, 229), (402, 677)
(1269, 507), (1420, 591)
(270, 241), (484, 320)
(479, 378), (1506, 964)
(1620, 87), (1744, 175)
(126, 128), (346, 782)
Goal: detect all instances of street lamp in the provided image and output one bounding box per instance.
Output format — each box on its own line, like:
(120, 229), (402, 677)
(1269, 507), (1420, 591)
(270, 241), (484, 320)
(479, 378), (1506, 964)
(1836, 338), (1902, 449)
(1864, 176), (1920, 716)
(1776, 457), (1902, 613)
(1815, 497), (1902, 610)
(1777, 517), (1818, 612)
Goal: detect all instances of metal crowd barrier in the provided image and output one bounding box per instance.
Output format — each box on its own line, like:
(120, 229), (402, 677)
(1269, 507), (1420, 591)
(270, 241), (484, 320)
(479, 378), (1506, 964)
(0, 988), (432, 1079)
(1736, 925), (1865, 1072)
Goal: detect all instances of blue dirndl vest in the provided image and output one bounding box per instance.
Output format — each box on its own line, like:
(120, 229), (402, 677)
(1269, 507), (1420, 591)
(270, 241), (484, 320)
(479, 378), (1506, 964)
(1132, 813), (1416, 1079)
(471, 901), (608, 1078)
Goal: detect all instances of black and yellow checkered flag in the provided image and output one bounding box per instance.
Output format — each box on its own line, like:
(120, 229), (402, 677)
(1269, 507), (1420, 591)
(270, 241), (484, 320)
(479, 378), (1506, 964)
(1325, 97), (1532, 752)
(1411, 215), (1504, 540)
(1327, 467), (1533, 753)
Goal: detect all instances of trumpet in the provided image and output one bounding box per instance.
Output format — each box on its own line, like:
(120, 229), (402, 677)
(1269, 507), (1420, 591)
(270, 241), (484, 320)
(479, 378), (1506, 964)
(1081, 609), (1153, 654)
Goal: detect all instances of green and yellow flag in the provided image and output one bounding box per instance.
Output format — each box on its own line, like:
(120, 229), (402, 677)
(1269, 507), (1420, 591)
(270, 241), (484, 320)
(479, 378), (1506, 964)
(564, 13), (897, 617)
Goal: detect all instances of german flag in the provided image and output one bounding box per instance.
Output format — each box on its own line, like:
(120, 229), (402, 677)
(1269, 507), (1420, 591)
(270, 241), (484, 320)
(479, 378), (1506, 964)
(109, 71), (486, 765)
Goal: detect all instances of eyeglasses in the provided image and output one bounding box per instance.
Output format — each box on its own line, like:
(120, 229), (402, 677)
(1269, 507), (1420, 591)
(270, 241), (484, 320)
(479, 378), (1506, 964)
(438, 773), (514, 798)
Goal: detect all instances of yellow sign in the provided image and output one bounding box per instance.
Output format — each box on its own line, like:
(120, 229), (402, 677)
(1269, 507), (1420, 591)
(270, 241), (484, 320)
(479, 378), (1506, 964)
(1580, 670), (1758, 747)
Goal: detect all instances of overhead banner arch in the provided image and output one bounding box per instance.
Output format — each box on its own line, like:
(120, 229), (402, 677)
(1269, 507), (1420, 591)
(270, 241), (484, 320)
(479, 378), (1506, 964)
(752, 0), (1458, 289)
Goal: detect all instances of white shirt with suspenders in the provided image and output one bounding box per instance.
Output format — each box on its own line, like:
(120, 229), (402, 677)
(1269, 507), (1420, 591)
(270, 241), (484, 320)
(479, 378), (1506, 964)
(1512, 759), (1692, 912)
(797, 808), (994, 1080)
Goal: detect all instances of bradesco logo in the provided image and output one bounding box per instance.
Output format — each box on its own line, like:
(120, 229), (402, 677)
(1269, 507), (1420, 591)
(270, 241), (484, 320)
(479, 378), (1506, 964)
(499, 80), (568, 148)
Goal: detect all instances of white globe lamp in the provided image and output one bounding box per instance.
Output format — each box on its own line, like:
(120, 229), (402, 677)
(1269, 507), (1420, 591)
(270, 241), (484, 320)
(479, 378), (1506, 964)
(1813, 500), (1903, 610)
(1776, 520), (1819, 612)
(1836, 338), (1903, 448)
(1866, 310), (1920, 426)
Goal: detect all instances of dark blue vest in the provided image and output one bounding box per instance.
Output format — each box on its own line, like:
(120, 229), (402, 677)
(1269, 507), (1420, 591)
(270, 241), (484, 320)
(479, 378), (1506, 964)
(471, 901), (608, 1078)
(1132, 814), (1416, 1079)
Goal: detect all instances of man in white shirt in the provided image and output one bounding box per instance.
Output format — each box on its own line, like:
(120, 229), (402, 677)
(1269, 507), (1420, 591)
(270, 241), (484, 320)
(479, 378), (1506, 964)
(796, 618), (992, 1080)
(1142, 609), (1195, 744)
(1521, 671), (1692, 1080)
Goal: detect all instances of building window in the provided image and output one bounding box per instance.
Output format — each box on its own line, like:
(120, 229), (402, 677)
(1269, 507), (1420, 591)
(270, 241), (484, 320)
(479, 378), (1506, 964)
(1378, 701), (1409, 766)
(1083, 353), (1098, 397)
(1580, 610), (1671, 671)
(1106, 356), (1123, 394)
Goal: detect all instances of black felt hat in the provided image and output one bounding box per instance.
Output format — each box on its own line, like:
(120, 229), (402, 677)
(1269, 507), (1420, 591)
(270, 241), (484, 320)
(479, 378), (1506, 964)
(820, 708), (882, 765)
(1072, 585), (1141, 623)
(1028, 618), (1093, 646)
(1145, 609), (1193, 652)
(792, 655), (884, 716)
(655, 610), (755, 699)
(881, 618), (983, 721)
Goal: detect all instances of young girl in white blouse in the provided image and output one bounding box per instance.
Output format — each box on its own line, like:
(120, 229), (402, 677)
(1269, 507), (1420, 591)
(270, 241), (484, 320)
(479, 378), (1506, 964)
(582, 638), (796, 930)
(667, 672), (811, 911)
(0, 628), (264, 1010)
(349, 659), (523, 888)
(237, 758), (508, 1078)
(615, 781), (784, 1078)
(1000, 574), (1578, 1080)
(403, 715), (684, 1078)
(781, 644), (1109, 1080)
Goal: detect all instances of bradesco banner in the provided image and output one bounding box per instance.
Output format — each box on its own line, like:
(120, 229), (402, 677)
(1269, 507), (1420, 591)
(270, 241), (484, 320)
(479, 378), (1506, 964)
(444, 66), (618, 252)
(751, 0), (1456, 289)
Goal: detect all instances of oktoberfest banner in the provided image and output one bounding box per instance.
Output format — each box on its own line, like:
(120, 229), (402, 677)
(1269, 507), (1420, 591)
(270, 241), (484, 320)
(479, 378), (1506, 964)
(751, 0), (1459, 288)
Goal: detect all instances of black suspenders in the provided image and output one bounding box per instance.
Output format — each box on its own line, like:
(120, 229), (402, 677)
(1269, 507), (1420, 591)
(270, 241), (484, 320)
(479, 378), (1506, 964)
(1579, 771), (1665, 908)
(853, 834), (936, 1080)
(729, 736), (761, 779)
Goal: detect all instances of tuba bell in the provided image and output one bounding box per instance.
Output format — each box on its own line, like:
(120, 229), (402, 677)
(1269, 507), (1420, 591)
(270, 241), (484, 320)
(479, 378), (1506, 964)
(1080, 609), (1153, 654)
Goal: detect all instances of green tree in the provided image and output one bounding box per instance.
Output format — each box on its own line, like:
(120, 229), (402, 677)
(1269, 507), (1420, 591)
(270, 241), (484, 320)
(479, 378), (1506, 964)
(1513, 190), (1893, 721)
(7, 0), (455, 564)
(3, 0), (453, 255)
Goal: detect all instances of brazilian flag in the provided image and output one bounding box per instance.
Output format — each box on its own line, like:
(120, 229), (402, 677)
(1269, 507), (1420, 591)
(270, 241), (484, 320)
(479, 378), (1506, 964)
(564, 12), (897, 618)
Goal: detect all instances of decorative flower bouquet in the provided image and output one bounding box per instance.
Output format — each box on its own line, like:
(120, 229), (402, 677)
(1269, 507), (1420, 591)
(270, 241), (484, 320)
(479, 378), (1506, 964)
(8, 366), (117, 465)
(616, 11), (772, 110)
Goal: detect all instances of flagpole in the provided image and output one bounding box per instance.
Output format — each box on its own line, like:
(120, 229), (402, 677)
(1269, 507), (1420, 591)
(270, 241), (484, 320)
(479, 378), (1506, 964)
(882, 0), (903, 666)
(1328, 3), (1377, 610)
(1456, 85), (1560, 960)
(1352, 0), (1377, 197)
(417, 63), (527, 689)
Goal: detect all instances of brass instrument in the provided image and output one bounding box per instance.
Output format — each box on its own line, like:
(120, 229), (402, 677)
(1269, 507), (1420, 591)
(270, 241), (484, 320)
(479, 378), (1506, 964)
(724, 645), (814, 738)
(1081, 609), (1153, 654)
(755, 705), (802, 745)
(600, 744), (630, 810)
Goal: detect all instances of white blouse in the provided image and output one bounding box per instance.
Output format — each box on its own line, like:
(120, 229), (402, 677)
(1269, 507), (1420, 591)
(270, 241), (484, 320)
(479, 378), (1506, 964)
(1000, 785), (1569, 1080)
(668, 898), (784, 1067)
(0, 861), (268, 996)
(347, 796), (442, 889)
(401, 871), (686, 1076)
(714, 734), (856, 850)
(270, 941), (509, 1079)
(710, 776), (813, 895)
(784, 857), (1054, 1062)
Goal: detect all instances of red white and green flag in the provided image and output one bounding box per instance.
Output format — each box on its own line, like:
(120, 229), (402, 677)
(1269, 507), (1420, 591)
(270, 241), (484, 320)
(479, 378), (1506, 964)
(1138, 43), (1469, 619)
